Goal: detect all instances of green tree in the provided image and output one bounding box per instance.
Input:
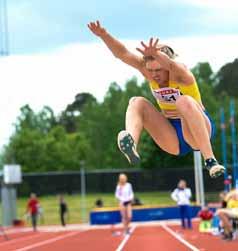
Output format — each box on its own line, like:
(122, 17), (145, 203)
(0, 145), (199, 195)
(192, 62), (214, 86)
(215, 59), (238, 97)
(59, 93), (97, 133)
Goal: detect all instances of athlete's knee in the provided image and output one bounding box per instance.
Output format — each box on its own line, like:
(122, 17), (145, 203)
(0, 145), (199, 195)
(176, 95), (196, 112)
(128, 96), (147, 106)
(127, 96), (152, 122)
(128, 96), (149, 114)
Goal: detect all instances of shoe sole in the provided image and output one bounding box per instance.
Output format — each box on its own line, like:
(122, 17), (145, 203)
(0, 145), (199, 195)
(117, 131), (140, 165)
(209, 166), (225, 178)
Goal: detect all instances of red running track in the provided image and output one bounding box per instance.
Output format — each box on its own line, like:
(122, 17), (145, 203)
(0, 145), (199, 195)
(0, 222), (238, 251)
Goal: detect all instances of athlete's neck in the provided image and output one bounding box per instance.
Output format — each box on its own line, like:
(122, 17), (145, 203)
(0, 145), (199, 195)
(157, 79), (169, 88)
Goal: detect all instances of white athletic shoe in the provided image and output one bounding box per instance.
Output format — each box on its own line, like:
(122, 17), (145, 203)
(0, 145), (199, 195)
(117, 130), (140, 165)
(205, 158), (225, 178)
(209, 165), (225, 178)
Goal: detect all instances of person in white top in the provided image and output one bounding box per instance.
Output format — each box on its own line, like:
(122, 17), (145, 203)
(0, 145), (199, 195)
(171, 179), (192, 229)
(115, 173), (134, 234)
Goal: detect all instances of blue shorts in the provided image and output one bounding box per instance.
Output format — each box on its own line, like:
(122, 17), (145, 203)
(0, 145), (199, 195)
(168, 111), (216, 156)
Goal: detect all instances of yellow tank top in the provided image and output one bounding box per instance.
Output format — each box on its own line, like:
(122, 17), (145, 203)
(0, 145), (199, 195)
(227, 199), (238, 209)
(149, 80), (202, 118)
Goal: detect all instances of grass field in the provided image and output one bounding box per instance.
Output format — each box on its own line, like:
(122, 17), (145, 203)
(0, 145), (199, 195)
(0, 191), (219, 226)
(16, 192), (176, 226)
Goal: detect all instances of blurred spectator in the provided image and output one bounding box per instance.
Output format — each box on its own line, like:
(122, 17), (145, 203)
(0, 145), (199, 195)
(210, 191), (227, 235)
(95, 198), (104, 208)
(198, 206), (214, 233)
(115, 173), (134, 235)
(132, 197), (143, 206)
(59, 195), (69, 227)
(219, 191), (228, 208)
(171, 179), (192, 229)
(216, 189), (238, 240)
(13, 219), (24, 227)
(26, 193), (40, 231)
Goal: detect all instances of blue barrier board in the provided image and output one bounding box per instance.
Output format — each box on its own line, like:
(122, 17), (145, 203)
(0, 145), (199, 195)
(90, 206), (202, 225)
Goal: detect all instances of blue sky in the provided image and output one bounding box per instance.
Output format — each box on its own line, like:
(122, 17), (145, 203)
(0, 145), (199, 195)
(0, 0), (238, 148)
(7, 0), (238, 54)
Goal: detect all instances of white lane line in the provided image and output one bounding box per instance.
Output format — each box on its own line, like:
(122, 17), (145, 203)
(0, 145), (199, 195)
(13, 231), (82, 251)
(115, 226), (136, 251)
(0, 233), (45, 247)
(160, 223), (200, 251)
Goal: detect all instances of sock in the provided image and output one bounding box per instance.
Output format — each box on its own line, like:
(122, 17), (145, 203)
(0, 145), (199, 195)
(205, 158), (217, 169)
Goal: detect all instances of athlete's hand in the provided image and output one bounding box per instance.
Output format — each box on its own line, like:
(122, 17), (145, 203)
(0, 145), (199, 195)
(87, 21), (106, 37)
(136, 38), (160, 57)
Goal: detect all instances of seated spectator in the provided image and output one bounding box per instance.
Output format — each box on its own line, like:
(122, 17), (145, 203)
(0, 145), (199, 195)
(95, 198), (104, 208)
(132, 197), (143, 206)
(198, 206), (213, 233)
(216, 189), (238, 240)
(13, 219), (25, 227)
(219, 191), (227, 209)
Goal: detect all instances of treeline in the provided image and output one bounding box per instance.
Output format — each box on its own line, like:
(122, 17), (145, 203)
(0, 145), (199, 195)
(1, 60), (238, 172)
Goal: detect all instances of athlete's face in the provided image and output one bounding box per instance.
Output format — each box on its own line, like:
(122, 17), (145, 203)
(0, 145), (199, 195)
(145, 60), (169, 85)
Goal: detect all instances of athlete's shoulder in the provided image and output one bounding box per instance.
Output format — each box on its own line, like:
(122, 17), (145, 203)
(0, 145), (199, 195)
(170, 61), (195, 85)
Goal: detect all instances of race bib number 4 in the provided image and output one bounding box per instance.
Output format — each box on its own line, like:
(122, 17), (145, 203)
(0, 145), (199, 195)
(153, 87), (182, 103)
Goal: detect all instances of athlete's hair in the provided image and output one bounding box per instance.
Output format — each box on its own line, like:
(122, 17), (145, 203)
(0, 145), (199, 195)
(143, 45), (177, 62)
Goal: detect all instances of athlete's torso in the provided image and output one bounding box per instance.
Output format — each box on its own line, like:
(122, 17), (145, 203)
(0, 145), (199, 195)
(149, 80), (203, 118)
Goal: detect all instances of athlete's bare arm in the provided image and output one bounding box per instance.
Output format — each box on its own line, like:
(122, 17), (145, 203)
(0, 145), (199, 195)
(87, 21), (151, 78)
(137, 38), (195, 85)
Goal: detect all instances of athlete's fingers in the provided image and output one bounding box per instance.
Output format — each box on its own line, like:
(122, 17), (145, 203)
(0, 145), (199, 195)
(88, 22), (94, 29)
(154, 38), (159, 47)
(141, 41), (148, 49)
(136, 48), (145, 55)
(149, 38), (153, 47)
(87, 23), (93, 30)
(96, 20), (100, 27)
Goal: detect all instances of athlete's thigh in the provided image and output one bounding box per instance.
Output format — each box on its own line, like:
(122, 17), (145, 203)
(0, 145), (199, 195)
(142, 100), (179, 155)
(180, 120), (197, 149)
(181, 107), (212, 149)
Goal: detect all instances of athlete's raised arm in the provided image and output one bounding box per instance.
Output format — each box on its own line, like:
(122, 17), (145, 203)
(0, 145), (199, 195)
(87, 21), (149, 77)
(136, 38), (195, 84)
